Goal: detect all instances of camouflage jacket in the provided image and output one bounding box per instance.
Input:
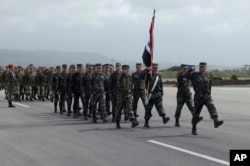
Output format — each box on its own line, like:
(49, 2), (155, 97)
(132, 71), (145, 91)
(176, 71), (192, 97)
(70, 72), (82, 94)
(118, 73), (133, 96)
(92, 72), (105, 95)
(147, 73), (163, 98)
(82, 72), (92, 95)
(58, 72), (67, 93)
(52, 73), (60, 91)
(109, 71), (122, 93)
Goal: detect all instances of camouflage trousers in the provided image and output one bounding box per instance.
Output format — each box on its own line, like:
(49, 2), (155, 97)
(24, 85), (32, 95)
(174, 95), (194, 119)
(116, 94), (135, 122)
(133, 90), (146, 116)
(7, 83), (14, 103)
(144, 95), (166, 121)
(92, 93), (106, 119)
(193, 93), (218, 120)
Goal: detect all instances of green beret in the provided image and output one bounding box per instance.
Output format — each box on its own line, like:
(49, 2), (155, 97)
(122, 65), (129, 69)
(199, 62), (207, 67)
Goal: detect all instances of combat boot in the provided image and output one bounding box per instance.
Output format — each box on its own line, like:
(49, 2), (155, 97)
(162, 116), (170, 124)
(67, 111), (71, 117)
(131, 118), (139, 128)
(175, 118), (181, 127)
(54, 104), (57, 113)
(192, 116), (203, 126)
(144, 120), (150, 128)
(8, 102), (16, 108)
(92, 117), (97, 123)
(29, 96), (33, 101)
(116, 121), (121, 129)
(60, 107), (63, 115)
(213, 117), (224, 128)
(192, 125), (197, 135)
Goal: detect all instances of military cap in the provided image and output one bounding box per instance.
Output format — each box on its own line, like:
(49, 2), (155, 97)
(115, 62), (121, 66)
(136, 63), (142, 66)
(122, 65), (129, 70)
(70, 64), (75, 68)
(56, 66), (61, 69)
(96, 63), (102, 67)
(87, 63), (93, 68)
(152, 63), (158, 68)
(8, 64), (14, 69)
(109, 64), (114, 67)
(62, 64), (67, 68)
(104, 64), (109, 68)
(77, 64), (82, 68)
(199, 62), (207, 67)
(180, 64), (188, 68)
(28, 64), (33, 67)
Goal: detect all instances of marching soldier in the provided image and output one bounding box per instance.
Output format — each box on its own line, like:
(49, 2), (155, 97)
(91, 63), (107, 123)
(143, 63), (170, 128)
(174, 64), (199, 127)
(66, 64), (75, 116)
(109, 62), (122, 122)
(6, 64), (18, 107)
(71, 64), (83, 118)
(132, 63), (147, 118)
(58, 64), (68, 114)
(36, 67), (46, 101)
(52, 66), (61, 113)
(103, 64), (111, 115)
(116, 65), (139, 129)
(186, 62), (224, 135)
(82, 63), (93, 120)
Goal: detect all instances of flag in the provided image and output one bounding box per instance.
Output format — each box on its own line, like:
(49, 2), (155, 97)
(142, 9), (155, 67)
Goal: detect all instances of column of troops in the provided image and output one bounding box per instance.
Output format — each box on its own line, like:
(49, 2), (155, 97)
(0, 61), (224, 135)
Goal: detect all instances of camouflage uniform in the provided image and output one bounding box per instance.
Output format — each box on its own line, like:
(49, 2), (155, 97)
(109, 63), (122, 121)
(174, 64), (195, 127)
(23, 67), (33, 101)
(186, 62), (223, 135)
(132, 63), (147, 118)
(71, 64), (83, 118)
(66, 65), (75, 116)
(91, 64), (107, 123)
(143, 63), (170, 128)
(52, 66), (61, 113)
(103, 64), (111, 115)
(115, 65), (139, 129)
(6, 64), (18, 107)
(58, 64), (68, 114)
(82, 64), (93, 119)
(36, 67), (46, 101)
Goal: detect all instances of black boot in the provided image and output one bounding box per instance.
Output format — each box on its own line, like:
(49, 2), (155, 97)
(144, 120), (150, 128)
(192, 116), (203, 126)
(131, 118), (139, 128)
(175, 118), (181, 127)
(8, 102), (15, 108)
(29, 96), (33, 101)
(116, 121), (121, 129)
(54, 104), (57, 113)
(60, 107), (63, 115)
(192, 125), (197, 135)
(214, 117), (224, 128)
(162, 116), (170, 124)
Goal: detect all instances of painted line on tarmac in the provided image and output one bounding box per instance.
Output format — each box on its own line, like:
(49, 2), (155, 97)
(148, 140), (229, 166)
(0, 98), (30, 108)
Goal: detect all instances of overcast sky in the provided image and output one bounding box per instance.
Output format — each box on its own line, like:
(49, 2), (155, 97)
(1, 0), (250, 67)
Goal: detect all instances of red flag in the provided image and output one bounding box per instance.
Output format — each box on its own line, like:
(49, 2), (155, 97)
(142, 9), (155, 67)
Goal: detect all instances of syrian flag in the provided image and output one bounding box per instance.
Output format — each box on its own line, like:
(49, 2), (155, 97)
(142, 9), (155, 67)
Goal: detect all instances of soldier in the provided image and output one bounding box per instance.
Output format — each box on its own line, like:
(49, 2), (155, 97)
(23, 66), (33, 101)
(6, 64), (18, 107)
(16, 66), (24, 101)
(36, 67), (46, 101)
(82, 63), (93, 120)
(109, 62), (122, 122)
(132, 63), (147, 118)
(116, 65), (139, 129)
(71, 64), (83, 118)
(143, 63), (170, 128)
(58, 64), (68, 114)
(174, 64), (201, 127)
(52, 66), (61, 113)
(186, 62), (224, 135)
(66, 64), (75, 116)
(91, 63), (107, 123)
(103, 64), (111, 115)
(46, 67), (54, 101)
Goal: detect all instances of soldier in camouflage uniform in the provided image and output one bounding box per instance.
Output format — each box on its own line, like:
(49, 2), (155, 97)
(91, 63), (107, 123)
(23, 66), (33, 101)
(52, 66), (61, 113)
(132, 63), (147, 118)
(185, 62), (224, 135)
(103, 64), (111, 115)
(143, 63), (170, 128)
(109, 62), (122, 122)
(14, 66), (24, 101)
(71, 64), (83, 118)
(66, 64), (75, 116)
(36, 67), (46, 101)
(31, 66), (37, 100)
(115, 65), (139, 129)
(6, 64), (18, 107)
(46, 67), (54, 101)
(82, 63), (93, 120)
(58, 64), (68, 114)
(174, 64), (199, 127)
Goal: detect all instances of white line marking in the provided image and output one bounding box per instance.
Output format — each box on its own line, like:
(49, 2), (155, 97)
(148, 140), (229, 166)
(0, 98), (30, 108)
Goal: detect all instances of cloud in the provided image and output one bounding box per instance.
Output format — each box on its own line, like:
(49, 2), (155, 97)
(204, 22), (234, 34)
